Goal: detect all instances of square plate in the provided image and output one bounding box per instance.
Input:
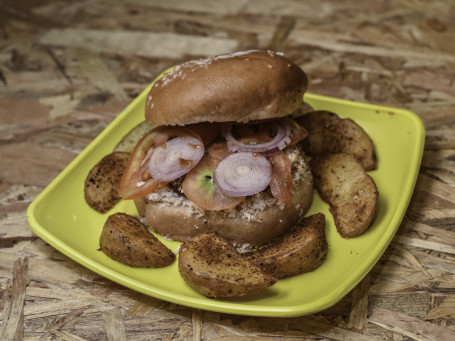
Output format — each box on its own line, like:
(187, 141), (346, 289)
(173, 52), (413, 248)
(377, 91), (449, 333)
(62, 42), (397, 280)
(27, 72), (425, 317)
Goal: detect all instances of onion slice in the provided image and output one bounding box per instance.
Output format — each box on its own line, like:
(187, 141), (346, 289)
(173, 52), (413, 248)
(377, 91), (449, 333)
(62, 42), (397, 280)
(118, 126), (203, 199)
(213, 152), (272, 197)
(182, 155), (245, 211)
(148, 136), (204, 181)
(223, 118), (308, 156)
(223, 119), (291, 156)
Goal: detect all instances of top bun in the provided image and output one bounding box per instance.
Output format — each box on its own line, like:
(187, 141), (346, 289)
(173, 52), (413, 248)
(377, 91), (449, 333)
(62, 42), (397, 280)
(145, 50), (308, 125)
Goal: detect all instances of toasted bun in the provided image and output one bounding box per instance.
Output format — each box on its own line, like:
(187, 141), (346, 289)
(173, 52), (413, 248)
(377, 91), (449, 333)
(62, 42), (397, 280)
(145, 50), (308, 125)
(134, 147), (313, 249)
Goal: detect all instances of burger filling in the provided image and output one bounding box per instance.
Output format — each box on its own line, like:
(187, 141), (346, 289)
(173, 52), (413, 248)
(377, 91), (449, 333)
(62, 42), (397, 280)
(118, 117), (308, 211)
(143, 145), (311, 222)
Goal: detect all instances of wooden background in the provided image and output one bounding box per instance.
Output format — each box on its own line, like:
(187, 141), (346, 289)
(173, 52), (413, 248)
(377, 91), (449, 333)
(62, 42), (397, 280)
(1, 0), (455, 340)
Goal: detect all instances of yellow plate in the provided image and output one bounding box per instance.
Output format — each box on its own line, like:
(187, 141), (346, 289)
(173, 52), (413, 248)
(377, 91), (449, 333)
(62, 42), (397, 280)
(27, 72), (425, 317)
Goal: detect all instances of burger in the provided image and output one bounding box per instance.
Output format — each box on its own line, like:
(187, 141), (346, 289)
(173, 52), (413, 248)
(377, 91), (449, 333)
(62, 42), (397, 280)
(118, 50), (313, 251)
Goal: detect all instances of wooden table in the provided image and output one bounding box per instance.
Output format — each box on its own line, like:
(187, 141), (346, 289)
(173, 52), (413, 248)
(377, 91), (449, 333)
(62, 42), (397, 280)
(1, 1), (455, 340)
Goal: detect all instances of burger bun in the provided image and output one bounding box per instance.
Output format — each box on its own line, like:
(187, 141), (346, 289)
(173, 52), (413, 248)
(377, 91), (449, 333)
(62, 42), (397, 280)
(145, 50), (308, 125)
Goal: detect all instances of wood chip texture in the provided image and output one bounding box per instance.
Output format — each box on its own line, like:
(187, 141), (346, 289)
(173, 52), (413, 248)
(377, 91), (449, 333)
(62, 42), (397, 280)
(1, 0), (455, 339)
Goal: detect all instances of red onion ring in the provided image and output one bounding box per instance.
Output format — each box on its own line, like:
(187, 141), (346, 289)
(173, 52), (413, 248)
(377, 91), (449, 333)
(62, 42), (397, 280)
(148, 136), (204, 181)
(223, 120), (292, 156)
(213, 152), (272, 197)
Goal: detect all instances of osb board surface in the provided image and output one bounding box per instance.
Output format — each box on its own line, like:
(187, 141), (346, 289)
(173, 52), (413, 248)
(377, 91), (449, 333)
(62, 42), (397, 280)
(1, 0), (455, 340)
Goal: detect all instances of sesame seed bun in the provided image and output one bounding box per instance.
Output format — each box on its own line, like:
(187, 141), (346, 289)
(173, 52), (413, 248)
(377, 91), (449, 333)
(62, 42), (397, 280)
(145, 50), (308, 125)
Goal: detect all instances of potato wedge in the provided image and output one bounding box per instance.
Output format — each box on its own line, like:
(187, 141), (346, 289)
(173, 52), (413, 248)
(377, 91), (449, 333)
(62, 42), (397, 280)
(100, 213), (175, 267)
(310, 153), (378, 238)
(297, 110), (376, 170)
(245, 213), (328, 278)
(178, 233), (276, 298)
(84, 152), (130, 213)
(114, 121), (155, 153)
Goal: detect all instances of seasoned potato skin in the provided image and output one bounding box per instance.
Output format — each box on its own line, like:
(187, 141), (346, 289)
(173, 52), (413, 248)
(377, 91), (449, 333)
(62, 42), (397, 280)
(297, 110), (376, 171)
(310, 153), (378, 238)
(100, 213), (175, 267)
(245, 213), (328, 278)
(178, 233), (276, 298)
(85, 152), (130, 213)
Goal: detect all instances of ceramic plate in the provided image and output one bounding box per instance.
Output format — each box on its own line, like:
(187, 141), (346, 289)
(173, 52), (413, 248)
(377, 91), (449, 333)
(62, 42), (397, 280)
(27, 71), (425, 317)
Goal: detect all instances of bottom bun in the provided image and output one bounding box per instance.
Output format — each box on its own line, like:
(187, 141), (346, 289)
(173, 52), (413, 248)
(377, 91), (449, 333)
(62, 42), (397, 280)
(135, 147), (313, 250)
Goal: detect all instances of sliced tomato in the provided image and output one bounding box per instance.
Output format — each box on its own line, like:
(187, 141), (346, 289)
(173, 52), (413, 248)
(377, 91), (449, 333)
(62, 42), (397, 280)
(118, 126), (203, 199)
(269, 150), (292, 207)
(230, 121), (276, 141)
(186, 122), (222, 145)
(214, 134), (293, 206)
(284, 117), (308, 146)
(207, 142), (232, 160)
(182, 154), (245, 210)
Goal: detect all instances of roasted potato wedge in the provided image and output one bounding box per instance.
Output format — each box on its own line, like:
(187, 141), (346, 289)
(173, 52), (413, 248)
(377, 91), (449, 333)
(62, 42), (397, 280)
(178, 233), (276, 298)
(114, 121), (156, 153)
(84, 152), (130, 213)
(245, 213), (328, 278)
(100, 213), (175, 267)
(310, 153), (378, 238)
(297, 110), (376, 170)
